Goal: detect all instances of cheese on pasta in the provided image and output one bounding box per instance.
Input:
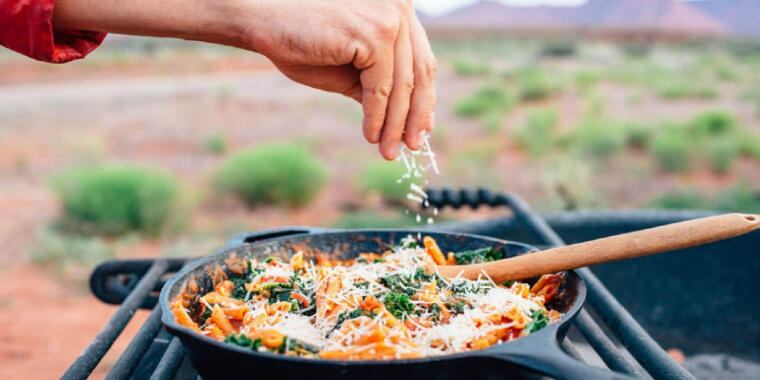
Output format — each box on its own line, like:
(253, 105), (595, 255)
(171, 236), (562, 359)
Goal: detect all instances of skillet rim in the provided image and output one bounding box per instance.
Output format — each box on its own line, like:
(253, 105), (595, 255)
(159, 228), (587, 366)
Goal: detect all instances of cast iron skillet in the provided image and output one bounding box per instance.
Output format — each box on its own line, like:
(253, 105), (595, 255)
(160, 227), (631, 380)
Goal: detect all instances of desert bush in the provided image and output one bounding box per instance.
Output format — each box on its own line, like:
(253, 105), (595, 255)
(583, 92), (606, 117)
(713, 182), (760, 213)
(649, 189), (710, 210)
(30, 226), (117, 282)
(620, 43), (652, 57)
(540, 40), (576, 57)
(570, 118), (626, 159)
(657, 78), (718, 99)
(652, 183), (760, 213)
(708, 137), (739, 173)
(52, 165), (179, 235)
(624, 123), (653, 148)
(688, 110), (736, 136)
(574, 70), (600, 93)
(736, 131), (760, 161)
(515, 68), (562, 101)
(513, 108), (558, 158)
(452, 58), (491, 76)
(215, 143), (327, 207)
(453, 84), (515, 117)
(202, 132), (227, 154)
(332, 211), (416, 229)
(482, 110), (504, 135)
(30, 226), (114, 267)
(448, 140), (503, 187)
(650, 125), (692, 172)
(356, 161), (417, 203)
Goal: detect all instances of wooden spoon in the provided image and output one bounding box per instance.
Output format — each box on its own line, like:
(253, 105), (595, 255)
(435, 213), (760, 283)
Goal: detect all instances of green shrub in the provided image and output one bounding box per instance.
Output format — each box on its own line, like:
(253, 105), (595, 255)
(656, 78), (718, 99)
(202, 133), (227, 154)
(571, 119), (627, 159)
(513, 108), (558, 158)
(215, 143), (327, 207)
(650, 126), (692, 172)
(52, 165), (179, 235)
(652, 183), (760, 213)
(583, 93), (605, 117)
(688, 110), (736, 136)
(736, 131), (760, 161)
(713, 182), (760, 213)
(574, 71), (600, 93)
(30, 226), (115, 267)
(356, 161), (418, 203)
(620, 43), (652, 57)
(540, 40), (576, 57)
(649, 189), (710, 210)
(452, 58), (491, 76)
(482, 110), (504, 135)
(515, 68), (562, 101)
(708, 137), (739, 173)
(624, 123), (653, 148)
(332, 211), (416, 229)
(453, 84), (515, 117)
(447, 141), (503, 187)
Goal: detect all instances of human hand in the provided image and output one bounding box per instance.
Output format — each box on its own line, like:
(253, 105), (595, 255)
(240, 0), (437, 160)
(52, 0), (437, 160)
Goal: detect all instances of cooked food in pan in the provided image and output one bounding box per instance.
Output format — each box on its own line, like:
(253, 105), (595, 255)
(170, 235), (563, 360)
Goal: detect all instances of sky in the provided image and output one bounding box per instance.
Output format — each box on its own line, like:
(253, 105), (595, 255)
(415, 0), (588, 16)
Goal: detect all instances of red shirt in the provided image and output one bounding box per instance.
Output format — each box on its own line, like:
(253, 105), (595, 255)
(0, 0), (105, 63)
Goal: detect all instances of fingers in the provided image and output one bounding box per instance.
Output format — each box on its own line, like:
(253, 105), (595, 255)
(403, 12), (437, 150)
(358, 42), (396, 144)
(378, 17), (414, 160)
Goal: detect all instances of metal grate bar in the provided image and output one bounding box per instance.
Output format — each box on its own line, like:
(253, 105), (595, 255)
(501, 192), (696, 380)
(575, 309), (641, 375)
(105, 305), (163, 380)
(580, 267), (695, 380)
(560, 337), (584, 360)
(62, 260), (169, 380)
(149, 338), (185, 380)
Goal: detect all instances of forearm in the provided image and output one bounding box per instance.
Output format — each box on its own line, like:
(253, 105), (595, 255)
(52, 0), (251, 49)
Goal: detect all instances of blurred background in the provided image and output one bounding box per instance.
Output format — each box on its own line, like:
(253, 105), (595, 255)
(1, 0), (759, 378)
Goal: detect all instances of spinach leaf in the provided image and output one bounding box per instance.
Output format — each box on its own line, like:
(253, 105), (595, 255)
(379, 273), (415, 295)
(199, 308), (212, 325)
(453, 247), (501, 264)
(230, 267), (264, 300)
(224, 334), (262, 350)
(383, 292), (416, 320)
(279, 336), (319, 354)
(525, 310), (550, 333)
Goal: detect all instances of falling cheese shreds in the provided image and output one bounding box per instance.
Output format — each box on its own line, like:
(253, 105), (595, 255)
(395, 132), (440, 224)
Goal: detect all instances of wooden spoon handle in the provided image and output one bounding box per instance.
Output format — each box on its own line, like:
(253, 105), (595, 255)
(438, 213), (760, 283)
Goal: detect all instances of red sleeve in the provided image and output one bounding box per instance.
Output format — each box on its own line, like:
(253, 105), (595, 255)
(0, 0), (106, 63)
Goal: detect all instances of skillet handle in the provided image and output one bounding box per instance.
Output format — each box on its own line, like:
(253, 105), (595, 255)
(224, 226), (330, 248)
(479, 328), (634, 380)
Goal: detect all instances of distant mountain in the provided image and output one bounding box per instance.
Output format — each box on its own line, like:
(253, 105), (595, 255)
(592, 0), (726, 34)
(692, 0), (760, 36)
(423, 0), (729, 36)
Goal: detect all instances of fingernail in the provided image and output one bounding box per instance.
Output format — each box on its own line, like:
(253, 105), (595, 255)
(391, 143), (400, 158)
(430, 112), (436, 128)
(415, 131), (425, 148)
